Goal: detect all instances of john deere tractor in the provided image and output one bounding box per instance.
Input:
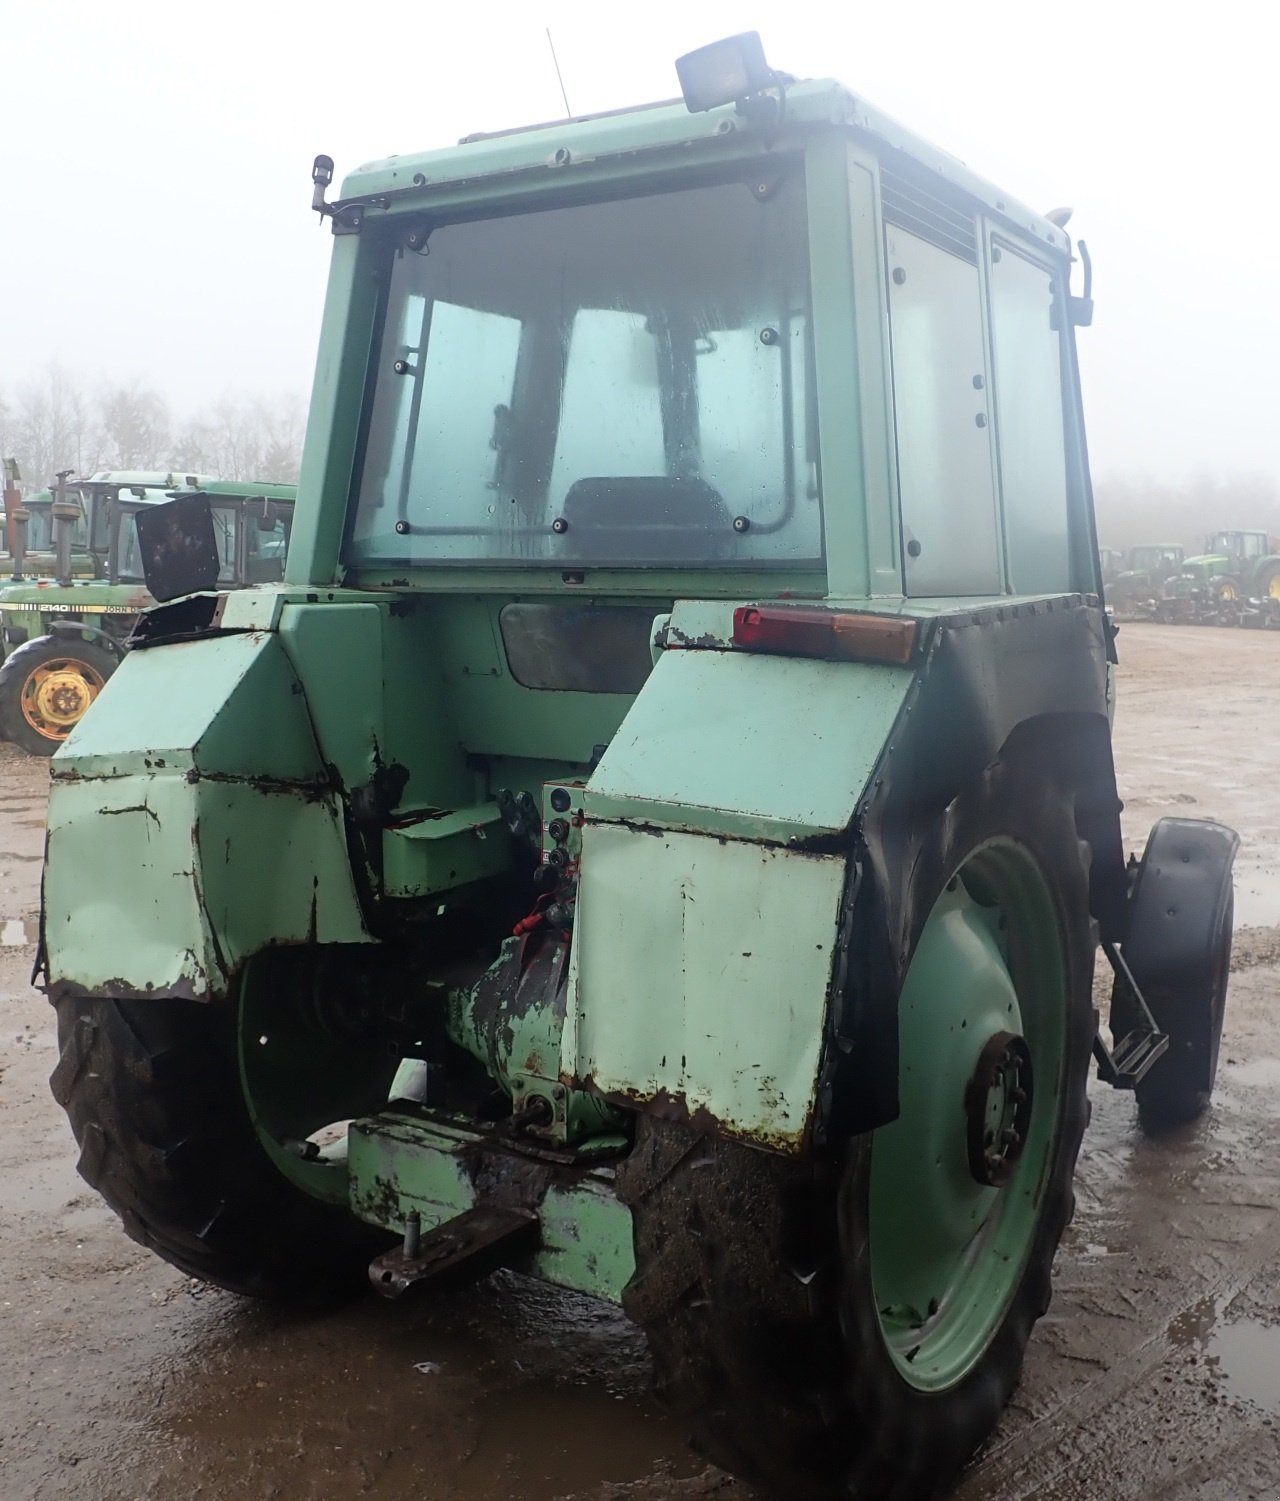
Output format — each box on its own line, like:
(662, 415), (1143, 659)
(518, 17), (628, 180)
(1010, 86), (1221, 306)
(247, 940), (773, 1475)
(1167, 529), (1280, 625)
(0, 472), (295, 754)
(40, 35), (1237, 1500)
(1105, 541), (1184, 615)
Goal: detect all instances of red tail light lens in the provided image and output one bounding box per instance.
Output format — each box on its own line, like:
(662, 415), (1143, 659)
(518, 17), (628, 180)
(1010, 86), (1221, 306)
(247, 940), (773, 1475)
(732, 606), (918, 665)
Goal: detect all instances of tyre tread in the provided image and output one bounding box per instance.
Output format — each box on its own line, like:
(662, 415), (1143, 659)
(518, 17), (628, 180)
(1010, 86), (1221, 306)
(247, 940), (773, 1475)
(51, 992), (380, 1300)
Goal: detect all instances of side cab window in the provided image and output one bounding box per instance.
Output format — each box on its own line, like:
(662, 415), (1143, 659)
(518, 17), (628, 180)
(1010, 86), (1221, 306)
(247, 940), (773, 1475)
(884, 186), (1000, 596)
(883, 169), (1076, 599)
(988, 240), (1072, 594)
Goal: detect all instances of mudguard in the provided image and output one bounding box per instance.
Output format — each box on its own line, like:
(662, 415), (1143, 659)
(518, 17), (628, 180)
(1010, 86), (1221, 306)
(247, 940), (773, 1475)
(41, 630), (370, 1004)
(47, 618), (127, 658)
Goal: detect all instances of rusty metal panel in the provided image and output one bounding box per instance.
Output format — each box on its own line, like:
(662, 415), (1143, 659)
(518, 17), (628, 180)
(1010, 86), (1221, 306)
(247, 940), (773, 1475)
(564, 823), (847, 1150)
(43, 631), (370, 1002)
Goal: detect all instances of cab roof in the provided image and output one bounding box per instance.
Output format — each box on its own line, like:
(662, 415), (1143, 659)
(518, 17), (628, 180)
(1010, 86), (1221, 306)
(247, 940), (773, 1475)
(82, 472), (295, 503)
(180, 480), (297, 503)
(342, 77), (1068, 255)
(84, 470), (218, 490)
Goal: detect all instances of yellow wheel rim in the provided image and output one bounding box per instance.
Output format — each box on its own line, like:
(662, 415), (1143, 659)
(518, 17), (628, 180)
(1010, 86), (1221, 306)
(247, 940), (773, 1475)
(1269, 575), (1280, 601)
(19, 657), (107, 742)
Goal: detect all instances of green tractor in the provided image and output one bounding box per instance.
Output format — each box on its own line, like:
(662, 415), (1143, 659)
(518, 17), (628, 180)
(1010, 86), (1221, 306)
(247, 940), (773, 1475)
(39, 35), (1238, 1499)
(1, 479), (95, 578)
(1105, 542), (1184, 615)
(0, 472), (295, 754)
(1165, 529), (1280, 625)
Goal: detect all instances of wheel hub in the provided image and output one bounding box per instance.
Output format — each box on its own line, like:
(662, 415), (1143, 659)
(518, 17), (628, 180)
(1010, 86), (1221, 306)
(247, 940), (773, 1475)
(21, 658), (105, 738)
(36, 669), (92, 725)
(965, 1031), (1033, 1186)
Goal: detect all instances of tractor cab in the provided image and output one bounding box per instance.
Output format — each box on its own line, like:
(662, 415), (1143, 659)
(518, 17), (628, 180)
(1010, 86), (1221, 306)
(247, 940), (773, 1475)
(37, 33), (1238, 1499)
(1204, 529), (1271, 563)
(112, 482), (296, 589)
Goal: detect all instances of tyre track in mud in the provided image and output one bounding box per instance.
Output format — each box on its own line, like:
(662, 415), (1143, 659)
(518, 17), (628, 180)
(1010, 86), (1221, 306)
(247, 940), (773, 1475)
(958, 623), (1280, 1501)
(957, 1100), (1280, 1500)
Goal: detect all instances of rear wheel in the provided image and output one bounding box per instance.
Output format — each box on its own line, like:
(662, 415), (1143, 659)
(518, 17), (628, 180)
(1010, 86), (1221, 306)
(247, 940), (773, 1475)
(618, 762), (1094, 1498)
(0, 634), (116, 755)
(50, 949), (399, 1299)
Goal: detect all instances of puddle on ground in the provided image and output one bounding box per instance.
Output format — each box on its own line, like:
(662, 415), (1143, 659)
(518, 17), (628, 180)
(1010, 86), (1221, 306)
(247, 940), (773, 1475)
(1212, 1319), (1280, 1413)
(453, 1379), (705, 1497)
(1168, 1294), (1280, 1414)
(1233, 867), (1280, 928)
(1, 917), (38, 946)
(1224, 1056), (1280, 1090)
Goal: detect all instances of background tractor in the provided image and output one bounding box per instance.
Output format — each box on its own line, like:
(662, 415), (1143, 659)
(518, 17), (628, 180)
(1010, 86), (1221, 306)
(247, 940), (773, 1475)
(1103, 542), (1185, 615)
(38, 35), (1237, 1500)
(1168, 529), (1280, 625)
(0, 473), (294, 753)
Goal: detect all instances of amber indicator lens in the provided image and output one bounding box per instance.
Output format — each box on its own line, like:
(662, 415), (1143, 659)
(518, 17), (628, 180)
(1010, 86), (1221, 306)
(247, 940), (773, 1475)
(732, 606), (918, 665)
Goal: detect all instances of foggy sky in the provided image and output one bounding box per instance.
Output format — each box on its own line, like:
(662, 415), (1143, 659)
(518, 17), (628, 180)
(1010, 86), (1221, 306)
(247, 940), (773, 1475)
(5, 0), (1276, 487)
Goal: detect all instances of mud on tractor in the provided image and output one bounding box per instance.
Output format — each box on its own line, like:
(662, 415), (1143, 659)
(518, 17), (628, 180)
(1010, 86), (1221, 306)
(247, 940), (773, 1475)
(40, 35), (1238, 1500)
(0, 473), (295, 754)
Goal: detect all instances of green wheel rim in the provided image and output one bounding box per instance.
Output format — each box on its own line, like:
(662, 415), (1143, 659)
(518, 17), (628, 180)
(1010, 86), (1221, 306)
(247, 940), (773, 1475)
(870, 837), (1068, 1392)
(237, 953), (400, 1206)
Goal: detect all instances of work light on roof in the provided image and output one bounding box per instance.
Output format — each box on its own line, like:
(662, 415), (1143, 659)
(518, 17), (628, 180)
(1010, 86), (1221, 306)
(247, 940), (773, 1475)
(676, 32), (775, 113)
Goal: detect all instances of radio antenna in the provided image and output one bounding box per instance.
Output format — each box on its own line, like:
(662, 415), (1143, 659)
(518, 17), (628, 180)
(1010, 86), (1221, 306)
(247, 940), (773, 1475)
(546, 28), (573, 118)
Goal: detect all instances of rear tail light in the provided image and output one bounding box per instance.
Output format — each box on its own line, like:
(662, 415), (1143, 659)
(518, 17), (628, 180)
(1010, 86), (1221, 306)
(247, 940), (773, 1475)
(732, 606), (918, 665)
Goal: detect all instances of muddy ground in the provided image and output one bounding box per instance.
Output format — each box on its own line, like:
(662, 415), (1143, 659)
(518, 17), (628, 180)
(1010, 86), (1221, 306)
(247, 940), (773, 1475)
(1, 621), (1278, 1501)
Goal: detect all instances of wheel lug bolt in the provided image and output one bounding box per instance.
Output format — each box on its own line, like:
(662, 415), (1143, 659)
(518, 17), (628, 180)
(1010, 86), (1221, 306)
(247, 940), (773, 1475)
(1001, 1128), (1020, 1147)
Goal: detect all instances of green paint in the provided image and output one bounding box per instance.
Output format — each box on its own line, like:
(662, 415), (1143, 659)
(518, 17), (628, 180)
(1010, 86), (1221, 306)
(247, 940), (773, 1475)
(447, 935), (619, 1144)
(44, 633), (369, 999)
(337, 82), (1066, 260)
(586, 647), (912, 844)
(383, 804), (512, 898)
(348, 1112), (634, 1302)
(39, 51), (1118, 1341)
(870, 839), (1068, 1391)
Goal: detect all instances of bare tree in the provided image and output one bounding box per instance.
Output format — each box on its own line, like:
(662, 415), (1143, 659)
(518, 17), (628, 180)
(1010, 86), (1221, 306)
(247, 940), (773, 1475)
(1095, 471), (1280, 552)
(172, 393), (304, 482)
(97, 383), (172, 470)
(8, 368), (96, 487)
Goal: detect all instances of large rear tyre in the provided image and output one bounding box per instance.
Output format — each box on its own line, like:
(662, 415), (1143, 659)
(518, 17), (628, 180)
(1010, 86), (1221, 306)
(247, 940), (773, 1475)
(618, 761), (1094, 1499)
(50, 950), (399, 1300)
(0, 634), (116, 755)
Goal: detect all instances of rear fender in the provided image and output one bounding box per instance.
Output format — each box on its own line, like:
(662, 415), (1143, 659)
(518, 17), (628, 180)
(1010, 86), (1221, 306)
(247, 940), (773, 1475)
(562, 642), (915, 1154)
(823, 598), (1116, 1140)
(47, 618), (126, 658)
(42, 630), (370, 1004)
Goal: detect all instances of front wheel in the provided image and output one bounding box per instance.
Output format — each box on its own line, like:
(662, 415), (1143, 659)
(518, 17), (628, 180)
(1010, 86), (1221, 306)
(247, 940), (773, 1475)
(0, 633), (117, 755)
(618, 761), (1095, 1498)
(1112, 817), (1237, 1130)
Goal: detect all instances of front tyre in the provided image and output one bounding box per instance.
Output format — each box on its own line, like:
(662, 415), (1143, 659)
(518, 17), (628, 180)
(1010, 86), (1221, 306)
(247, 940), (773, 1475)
(618, 760), (1094, 1499)
(0, 634), (116, 755)
(1112, 817), (1237, 1130)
